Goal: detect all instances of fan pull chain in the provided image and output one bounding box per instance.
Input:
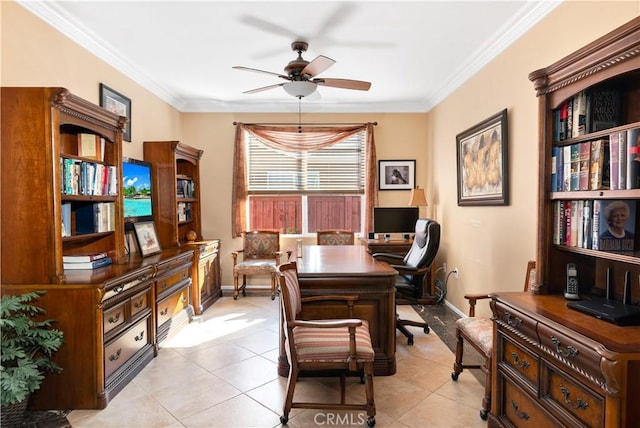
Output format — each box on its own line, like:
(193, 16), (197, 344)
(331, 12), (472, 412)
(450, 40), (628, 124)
(298, 98), (302, 133)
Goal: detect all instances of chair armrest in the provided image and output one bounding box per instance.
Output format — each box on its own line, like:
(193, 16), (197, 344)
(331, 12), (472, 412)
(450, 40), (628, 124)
(371, 253), (404, 264)
(231, 250), (243, 265)
(291, 319), (362, 329)
(463, 293), (491, 317)
(392, 265), (428, 275)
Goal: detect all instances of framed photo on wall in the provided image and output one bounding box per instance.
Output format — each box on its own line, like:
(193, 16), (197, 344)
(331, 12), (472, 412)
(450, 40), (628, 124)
(456, 109), (509, 206)
(100, 83), (131, 142)
(379, 160), (415, 190)
(133, 221), (162, 257)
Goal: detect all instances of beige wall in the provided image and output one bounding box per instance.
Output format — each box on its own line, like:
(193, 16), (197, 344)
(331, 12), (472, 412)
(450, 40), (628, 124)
(2, 0), (639, 315)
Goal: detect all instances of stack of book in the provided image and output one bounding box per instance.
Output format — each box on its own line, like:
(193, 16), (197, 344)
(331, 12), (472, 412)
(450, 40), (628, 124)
(63, 252), (112, 270)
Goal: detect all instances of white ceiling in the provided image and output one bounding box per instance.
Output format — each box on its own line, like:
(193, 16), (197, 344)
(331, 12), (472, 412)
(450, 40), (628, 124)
(19, 1), (560, 114)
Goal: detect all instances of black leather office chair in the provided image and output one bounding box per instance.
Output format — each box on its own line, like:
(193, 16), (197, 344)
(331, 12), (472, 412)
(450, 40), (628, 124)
(373, 218), (441, 345)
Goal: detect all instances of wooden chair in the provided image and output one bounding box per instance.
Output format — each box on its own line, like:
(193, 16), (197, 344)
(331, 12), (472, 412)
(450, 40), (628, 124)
(451, 260), (536, 420)
(372, 219), (440, 345)
(276, 261), (376, 427)
(316, 230), (355, 245)
(231, 230), (283, 300)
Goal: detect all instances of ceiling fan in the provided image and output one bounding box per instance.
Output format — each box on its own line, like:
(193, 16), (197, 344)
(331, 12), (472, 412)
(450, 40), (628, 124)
(233, 41), (371, 98)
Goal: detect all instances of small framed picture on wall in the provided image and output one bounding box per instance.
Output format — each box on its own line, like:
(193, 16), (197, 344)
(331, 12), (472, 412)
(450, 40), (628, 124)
(378, 160), (415, 190)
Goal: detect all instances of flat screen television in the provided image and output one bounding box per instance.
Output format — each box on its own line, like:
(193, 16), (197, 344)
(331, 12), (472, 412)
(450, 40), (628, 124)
(122, 157), (154, 230)
(373, 207), (419, 234)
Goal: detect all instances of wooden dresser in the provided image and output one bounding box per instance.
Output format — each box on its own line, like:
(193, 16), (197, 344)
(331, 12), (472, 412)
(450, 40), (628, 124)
(489, 293), (640, 427)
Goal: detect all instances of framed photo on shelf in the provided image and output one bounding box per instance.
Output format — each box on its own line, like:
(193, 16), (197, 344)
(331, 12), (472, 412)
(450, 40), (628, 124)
(456, 109), (509, 206)
(133, 221), (162, 257)
(378, 160), (415, 190)
(99, 83), (131, 142)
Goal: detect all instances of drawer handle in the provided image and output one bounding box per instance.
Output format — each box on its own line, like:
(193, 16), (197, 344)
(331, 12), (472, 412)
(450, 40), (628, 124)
(511, 400), (530, 420)
(560, 385), (589, 410)
(109, 349), (122, 361)
(504, 311), (522, 328)
(108, 312), (121, 324)
(135, 331), (145, 342)
(160, 308), (168, 316)
(113, 285), (125, 294)
(133, 299), (144, 308)
(511, 352), (530, 369)
(551, 337), (579, 358)
(181, 296), (188, 304)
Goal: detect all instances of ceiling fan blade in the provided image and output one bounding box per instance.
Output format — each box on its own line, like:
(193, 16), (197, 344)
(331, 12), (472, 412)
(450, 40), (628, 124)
(314, 78), (371, 91)
(242, 83), (285, 94)
(301, 55), (335, 77)
(233, 66), (289, 80)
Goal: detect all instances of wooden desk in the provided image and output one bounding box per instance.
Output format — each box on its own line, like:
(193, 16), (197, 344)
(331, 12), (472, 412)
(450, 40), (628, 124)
(278, 245), (398, 377)
(360, 237), (412, 255)
(360, 238), (437, 305)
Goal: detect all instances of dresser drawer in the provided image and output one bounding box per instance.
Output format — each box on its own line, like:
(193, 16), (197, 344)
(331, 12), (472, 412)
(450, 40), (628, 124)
(130, 288), (151, 319)
(104, 317), (151, 379)
(502, 376), (559, 427)
(156, 284), (190, 327)
(544, 363), (604, 427)
(501, 337), (539, 388)
(537, 322), (604, 386)
(156, 267), (190, 296)
(103, 302), (126, 336)
(493, 301), (538, 342)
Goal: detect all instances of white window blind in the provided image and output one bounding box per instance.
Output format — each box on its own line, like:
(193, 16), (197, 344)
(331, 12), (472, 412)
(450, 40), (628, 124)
(246, 130), (366, 194)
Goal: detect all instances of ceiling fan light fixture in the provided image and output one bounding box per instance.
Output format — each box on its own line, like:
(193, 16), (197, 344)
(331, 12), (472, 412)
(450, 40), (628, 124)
(283, 81), (317, 98)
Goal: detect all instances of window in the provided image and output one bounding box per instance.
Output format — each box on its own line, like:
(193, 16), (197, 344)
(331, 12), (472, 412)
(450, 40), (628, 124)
(246, 129), (366, 234)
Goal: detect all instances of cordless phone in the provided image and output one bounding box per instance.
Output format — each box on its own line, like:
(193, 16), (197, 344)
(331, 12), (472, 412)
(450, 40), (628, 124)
(565, 263), (580, 300)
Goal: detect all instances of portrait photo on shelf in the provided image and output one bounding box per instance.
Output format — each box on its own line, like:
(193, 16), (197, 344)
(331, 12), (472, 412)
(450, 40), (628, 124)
(99, 83), (131, 142)
(379, 160), (415, 190)
(456, 108), (509, 206)
(133, 221), (162, 257)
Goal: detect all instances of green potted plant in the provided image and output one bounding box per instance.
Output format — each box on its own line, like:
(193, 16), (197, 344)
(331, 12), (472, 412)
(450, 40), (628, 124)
(0, 291), (64, 426)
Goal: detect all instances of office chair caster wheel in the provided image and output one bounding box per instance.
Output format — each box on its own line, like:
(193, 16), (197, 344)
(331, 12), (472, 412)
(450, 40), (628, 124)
(367, 416), (376, 427)
(480, 409), (489, 420)
(423, 326), (430, 334)
(233, 295), (238, 300)
(451, 372), (459, 381)
(407, 337), (414, 345)
(280, 415), (288, 424)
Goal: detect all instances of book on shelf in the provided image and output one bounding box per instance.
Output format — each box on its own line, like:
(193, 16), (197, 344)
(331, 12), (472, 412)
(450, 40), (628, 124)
(570, 144), (580, 191)
(551, 146), (562, 192)
(609, 133), (620, 190)
(626, 127), (640, 189)
(564, 200), (572, 246)
(558, 101), (569, 141)
(572, 90), (587, 137)
(77, 133), (101, 160)
(618, 130), (627, 190)
(596, 199), (637, 252)
(578, 141), (591, 191)
(590, 139), (610, 190)
(582, 200), (592, 249)
(586, 86), (622, 133)
(63, 252), (109, 263)
(566, 98), (573, 140)
(570, 201), (579, 247)
(63, 257), (112, 270)
(562, 145), (571, 191)
(591, 200), (603, 250)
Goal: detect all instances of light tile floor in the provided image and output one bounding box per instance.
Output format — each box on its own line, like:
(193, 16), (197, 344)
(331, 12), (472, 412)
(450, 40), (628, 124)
(68, 296), (487, 428)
